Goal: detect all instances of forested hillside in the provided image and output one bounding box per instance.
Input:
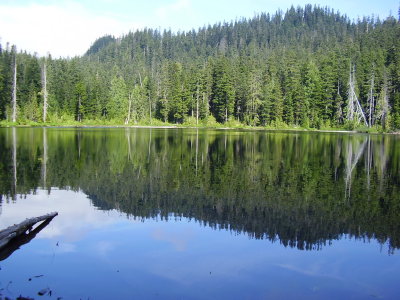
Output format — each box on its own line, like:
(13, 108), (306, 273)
(0, 4), (399, 129)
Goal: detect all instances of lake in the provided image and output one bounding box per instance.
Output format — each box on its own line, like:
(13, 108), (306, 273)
(0, 127), (399, 299)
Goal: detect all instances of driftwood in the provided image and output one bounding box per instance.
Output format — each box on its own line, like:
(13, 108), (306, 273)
(0, 212), (58, 261)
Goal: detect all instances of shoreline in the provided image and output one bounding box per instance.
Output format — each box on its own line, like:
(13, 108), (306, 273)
(0, 123), (397, 134)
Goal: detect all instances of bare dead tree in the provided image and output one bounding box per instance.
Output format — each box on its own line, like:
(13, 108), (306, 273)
(367, 71), (375, 127)
(375, 72), (390, 129)
(196, 81), (200, 125)
(347, 65), (368, 126)
(12, 51), (17, 122)
(0, 212), (58, 253)
(42, 59), (48, 122)
(126, 91), (132, 125)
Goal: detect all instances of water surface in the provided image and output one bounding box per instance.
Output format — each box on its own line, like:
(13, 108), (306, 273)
(0, 127), (399, 299)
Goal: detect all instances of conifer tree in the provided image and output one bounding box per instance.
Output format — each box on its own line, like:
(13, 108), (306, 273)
(107, 75), (128, 120)
(0, 5), (399, 130)
(211, 57), (235, 123)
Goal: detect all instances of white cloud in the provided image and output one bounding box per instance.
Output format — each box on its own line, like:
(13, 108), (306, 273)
(156, 0), (191, 19)
(0, 2), (142, 58)
(151, 227), (194, 251)
(0, 189), (125, 242)
(95, 240), (116, 257)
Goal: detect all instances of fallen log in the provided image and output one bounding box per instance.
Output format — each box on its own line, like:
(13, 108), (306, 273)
(0, 212), (58, 251)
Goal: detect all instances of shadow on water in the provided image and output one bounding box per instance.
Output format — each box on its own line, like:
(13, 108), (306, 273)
(0, 127), (399, 252)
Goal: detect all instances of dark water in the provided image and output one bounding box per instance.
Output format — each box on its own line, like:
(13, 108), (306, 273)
(0, 127), (399, 299)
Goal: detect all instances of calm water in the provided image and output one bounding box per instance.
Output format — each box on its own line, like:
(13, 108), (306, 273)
(0, 127), (399, 299)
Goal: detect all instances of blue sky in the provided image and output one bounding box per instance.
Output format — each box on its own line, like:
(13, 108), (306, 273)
(0, 0), (398, 57)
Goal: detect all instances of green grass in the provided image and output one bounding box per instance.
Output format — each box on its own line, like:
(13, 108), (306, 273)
(0, 118), (394, 133)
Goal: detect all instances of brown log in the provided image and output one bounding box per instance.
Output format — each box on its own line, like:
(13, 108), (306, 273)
(0, 212), (58, 250)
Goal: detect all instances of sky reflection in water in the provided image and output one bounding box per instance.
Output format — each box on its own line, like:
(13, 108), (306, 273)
(0, 189), (398, 300)
(0, 128), (399, 299)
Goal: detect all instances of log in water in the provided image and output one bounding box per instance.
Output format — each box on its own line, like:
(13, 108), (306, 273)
(0, 212), (58, 250)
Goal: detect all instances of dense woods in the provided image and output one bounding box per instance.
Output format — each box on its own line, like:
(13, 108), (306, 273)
(0, 5), (400, 130)
(1, 128), (399, 251)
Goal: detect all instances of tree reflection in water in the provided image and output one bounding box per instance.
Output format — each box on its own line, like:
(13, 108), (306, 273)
(0, 128), (399, 251)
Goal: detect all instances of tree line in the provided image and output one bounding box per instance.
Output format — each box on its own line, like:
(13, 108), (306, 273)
(0, 4), (399, 129)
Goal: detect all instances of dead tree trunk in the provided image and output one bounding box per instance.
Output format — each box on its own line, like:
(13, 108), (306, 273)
(42, 60), (48, 122)
(347, 65), (368, 126)
(376, 72), (390, 129)
(12, 53), (17, 123)
(367, 72), (375, 127)
(0, 212), (58, 250)
(149, 96), (152, 123)
(196, 82), (199, 125)
(126, 92), (132, 125)
(0, 214), (57, 261)
(78, 95), (82, 122)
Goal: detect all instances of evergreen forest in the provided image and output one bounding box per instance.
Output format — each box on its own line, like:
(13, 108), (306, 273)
(0, 4), (399, 130)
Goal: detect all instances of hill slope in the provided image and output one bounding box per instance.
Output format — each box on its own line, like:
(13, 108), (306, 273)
(0, 4), (399, 129)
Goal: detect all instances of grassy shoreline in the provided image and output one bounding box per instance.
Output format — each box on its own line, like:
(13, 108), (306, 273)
(1, 120), (398, 134)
